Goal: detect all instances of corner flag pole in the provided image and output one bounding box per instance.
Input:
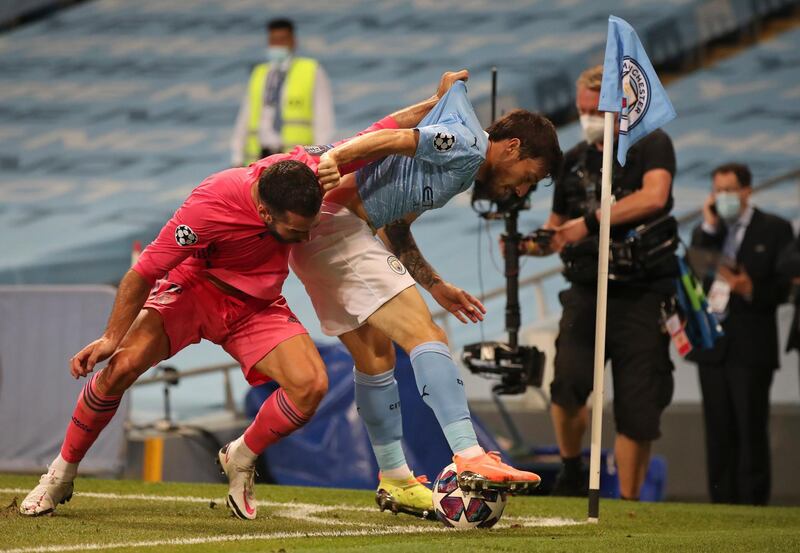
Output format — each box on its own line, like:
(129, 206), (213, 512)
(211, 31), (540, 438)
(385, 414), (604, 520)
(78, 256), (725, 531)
(587, 110), (615, 523)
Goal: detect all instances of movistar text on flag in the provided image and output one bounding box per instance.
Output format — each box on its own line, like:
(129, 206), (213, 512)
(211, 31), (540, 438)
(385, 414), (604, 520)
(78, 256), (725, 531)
(598, 15), (676, 166)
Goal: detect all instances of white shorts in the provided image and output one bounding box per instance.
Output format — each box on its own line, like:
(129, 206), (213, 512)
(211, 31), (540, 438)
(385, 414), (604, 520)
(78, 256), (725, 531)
(289, 201), (416, 336)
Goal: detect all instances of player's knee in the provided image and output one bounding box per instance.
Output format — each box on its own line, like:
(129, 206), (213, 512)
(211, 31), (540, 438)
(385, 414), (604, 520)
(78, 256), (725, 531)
(293, 371), (328, 415)
(428, 323), (448, 344)
(96, 352), (143, 395)
(400, 321), (448, 352)
(363, 348), (396, 375)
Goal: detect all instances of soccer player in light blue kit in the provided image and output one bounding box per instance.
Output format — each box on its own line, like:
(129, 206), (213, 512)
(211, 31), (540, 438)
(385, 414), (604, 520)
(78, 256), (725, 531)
(291, 72), (562, 517)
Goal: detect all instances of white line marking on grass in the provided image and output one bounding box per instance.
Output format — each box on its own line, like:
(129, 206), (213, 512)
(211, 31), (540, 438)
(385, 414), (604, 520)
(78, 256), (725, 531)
(0, 487), (373, 513)
(0, 487), (582, 552)
(0, 487), (582, 528)
(0, 526), (449, 553)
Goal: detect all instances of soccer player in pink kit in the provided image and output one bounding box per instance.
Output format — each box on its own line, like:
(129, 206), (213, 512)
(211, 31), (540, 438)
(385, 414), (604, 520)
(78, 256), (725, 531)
(19, 71), (468, 520)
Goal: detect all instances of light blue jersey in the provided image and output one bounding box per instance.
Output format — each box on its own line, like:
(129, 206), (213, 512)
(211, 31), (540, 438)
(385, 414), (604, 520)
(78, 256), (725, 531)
(356, 81), (487, 228)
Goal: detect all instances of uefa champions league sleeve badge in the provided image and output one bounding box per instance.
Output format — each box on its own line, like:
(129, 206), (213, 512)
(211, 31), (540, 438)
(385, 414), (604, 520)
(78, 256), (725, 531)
(174, 224), (198, 246)
(433, 132), (455, 152)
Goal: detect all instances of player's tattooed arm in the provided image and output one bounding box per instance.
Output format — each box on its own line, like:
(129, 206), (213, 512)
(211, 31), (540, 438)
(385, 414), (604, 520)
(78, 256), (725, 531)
(379, 216), (441, 291)
(379, 215), (487, 324)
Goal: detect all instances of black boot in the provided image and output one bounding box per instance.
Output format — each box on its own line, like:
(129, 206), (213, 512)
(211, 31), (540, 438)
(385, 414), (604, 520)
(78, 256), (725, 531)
(550, 456), (589, 497)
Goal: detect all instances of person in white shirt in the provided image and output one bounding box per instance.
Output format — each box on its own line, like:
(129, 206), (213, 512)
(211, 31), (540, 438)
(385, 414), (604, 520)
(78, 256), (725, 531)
(231, 18), (335, 167)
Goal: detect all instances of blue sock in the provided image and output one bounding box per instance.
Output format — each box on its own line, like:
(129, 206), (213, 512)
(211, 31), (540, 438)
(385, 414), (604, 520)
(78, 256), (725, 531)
(354, 368), (407, 471)
(409, 341), (479, 453)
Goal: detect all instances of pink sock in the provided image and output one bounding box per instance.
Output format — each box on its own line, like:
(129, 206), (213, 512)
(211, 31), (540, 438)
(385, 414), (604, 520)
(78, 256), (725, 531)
(60, 373), (122, 463)
(243, 388), (310, 455)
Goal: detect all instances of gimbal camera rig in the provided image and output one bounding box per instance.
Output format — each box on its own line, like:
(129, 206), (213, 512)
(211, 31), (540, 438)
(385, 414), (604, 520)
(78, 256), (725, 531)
(462, 68), (545, 396)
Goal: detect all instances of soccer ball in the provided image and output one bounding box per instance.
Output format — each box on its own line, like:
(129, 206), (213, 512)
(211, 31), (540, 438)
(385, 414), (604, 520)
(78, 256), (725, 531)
(432, 463), (507, 529)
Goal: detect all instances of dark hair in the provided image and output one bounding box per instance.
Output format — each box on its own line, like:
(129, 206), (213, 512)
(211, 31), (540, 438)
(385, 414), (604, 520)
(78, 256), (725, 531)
(711, 162), (752, 188)
(486, 110), (563, 179)
(266, 18), (294, 34)
(258, 160), (321, 217)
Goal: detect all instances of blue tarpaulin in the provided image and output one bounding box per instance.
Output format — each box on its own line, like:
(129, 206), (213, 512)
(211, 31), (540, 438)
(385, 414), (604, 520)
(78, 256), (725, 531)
(245, 342), (507, 488)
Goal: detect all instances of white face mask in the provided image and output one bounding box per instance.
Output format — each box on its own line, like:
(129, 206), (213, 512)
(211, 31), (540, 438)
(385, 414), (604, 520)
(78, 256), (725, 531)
(579, 114), (605, 144)
(266, 46), (291, 64)
(715, 192), (742, 221)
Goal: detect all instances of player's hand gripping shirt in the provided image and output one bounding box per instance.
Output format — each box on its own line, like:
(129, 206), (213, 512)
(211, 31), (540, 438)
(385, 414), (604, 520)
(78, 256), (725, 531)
(356, 81), (487, 228)
(133, 116), (399, 300)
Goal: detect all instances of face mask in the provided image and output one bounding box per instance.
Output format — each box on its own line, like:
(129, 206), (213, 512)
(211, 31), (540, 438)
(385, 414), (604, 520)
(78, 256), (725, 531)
(266, 46), (291, 64)
(579, 114), (605, 144)
(715, 192), (741, 221)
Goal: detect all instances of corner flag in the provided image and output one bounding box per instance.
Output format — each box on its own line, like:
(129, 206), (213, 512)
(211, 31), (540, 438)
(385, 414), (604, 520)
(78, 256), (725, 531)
(587, 15), (678, 524)
(598, 15), (676, 165)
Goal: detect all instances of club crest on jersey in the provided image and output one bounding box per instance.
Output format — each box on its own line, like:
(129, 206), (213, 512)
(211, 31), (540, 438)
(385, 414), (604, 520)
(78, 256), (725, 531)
(387, 256), (407, 275)
(303, 144), (332, 156)
(619, 56), (651, 135)
(433, 132), (455, 152)
(174, 225), (198, 246)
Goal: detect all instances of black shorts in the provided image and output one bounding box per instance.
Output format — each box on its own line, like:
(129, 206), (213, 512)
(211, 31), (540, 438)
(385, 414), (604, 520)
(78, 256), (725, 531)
(550, 283), (674, 441)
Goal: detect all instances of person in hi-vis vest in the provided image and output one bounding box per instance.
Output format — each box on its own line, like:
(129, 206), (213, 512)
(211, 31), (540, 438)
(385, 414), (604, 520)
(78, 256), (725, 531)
(231, 18), (335, 167)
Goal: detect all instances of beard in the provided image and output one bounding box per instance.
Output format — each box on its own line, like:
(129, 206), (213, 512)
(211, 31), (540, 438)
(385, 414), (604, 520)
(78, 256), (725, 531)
(473, 166), (510, 202)
(266, 221), (300, 244)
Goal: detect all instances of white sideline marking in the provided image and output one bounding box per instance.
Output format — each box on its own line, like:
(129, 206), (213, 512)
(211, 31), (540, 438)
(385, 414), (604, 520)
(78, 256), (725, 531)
(0, 487), (377, 515)
(0, 487), (582, 553)
(0, 527), (450, 553)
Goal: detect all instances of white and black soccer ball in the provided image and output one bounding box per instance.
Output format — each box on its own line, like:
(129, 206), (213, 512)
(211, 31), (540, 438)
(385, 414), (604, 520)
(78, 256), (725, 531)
(433, 132), (455, 152)
(432, 463), (507, 529)
(174, 224), (198, 246)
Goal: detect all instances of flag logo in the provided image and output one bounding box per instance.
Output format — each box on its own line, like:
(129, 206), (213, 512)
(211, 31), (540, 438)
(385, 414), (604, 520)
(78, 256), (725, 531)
(597, 15), (676, 165)
(620, 56), (651, 134)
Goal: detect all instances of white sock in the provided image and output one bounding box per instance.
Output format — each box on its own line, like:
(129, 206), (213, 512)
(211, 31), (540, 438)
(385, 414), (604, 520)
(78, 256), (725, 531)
(230, 435), (258, 465)
(49, 454), (78, 481)
(453, 445), (484, 460)
(382, 464), (413, 480)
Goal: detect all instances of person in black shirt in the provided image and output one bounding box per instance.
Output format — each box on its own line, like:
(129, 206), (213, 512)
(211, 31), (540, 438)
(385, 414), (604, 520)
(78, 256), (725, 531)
(515, 65), (677, 500)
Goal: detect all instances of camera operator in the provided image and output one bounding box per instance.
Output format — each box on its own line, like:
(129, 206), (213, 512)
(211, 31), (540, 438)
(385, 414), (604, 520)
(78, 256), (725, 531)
(511, 65), (678, 500)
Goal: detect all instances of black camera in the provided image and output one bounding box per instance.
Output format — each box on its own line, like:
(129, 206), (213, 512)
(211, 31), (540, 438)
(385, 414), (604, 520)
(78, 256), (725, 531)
(462, 341), (545, 395)
(464, 190), (546, 395)
(461, 67), (546, 396)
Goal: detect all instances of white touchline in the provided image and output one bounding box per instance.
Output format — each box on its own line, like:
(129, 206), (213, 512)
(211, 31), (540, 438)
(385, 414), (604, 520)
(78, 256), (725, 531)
(0, 486), (583, 553)
(0, 487), (581, 527)
(0, 526), (449, 553)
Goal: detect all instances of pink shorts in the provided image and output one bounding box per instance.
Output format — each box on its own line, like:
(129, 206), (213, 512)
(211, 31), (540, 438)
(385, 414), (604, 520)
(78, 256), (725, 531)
(143, 269), (307, 386)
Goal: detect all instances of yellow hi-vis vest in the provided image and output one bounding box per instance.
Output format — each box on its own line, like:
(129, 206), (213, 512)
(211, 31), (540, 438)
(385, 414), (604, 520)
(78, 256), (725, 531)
(244, 57), (318, 164)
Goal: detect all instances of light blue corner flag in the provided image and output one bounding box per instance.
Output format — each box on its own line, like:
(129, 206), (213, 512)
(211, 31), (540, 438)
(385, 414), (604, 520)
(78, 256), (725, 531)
(598, 15), (676, 166)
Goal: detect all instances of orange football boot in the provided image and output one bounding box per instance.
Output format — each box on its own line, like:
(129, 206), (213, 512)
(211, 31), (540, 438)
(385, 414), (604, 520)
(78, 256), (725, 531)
(453, 451), (541, 493)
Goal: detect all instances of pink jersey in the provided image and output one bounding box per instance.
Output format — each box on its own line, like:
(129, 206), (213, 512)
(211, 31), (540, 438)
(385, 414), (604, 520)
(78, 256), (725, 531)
(133, 116), (399, 301)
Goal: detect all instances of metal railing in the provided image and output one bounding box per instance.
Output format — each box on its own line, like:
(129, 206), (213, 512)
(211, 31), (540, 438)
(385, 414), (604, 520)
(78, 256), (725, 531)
(130, 167), (800, 416)
(431, 167), (800, 335)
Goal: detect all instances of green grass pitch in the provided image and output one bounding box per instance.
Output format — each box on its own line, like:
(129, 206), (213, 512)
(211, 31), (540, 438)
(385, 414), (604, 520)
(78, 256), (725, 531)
(1, 473), (798, 552)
